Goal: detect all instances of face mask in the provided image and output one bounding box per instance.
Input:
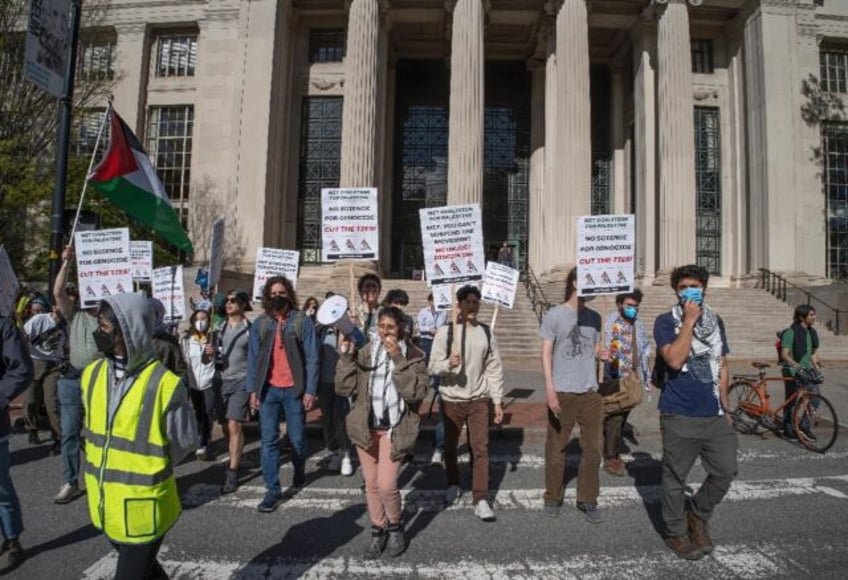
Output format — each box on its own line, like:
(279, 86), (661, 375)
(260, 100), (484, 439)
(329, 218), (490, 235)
(679, 287), (704, 306)
(622, 305), (638, 320)
(92, 329), (116, 354)
(194, 320), (209, 333)
(270, 296), (290, 312)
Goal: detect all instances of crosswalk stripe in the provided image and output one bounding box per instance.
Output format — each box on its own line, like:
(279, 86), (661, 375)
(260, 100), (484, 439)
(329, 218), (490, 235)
(180, 474), (848, 512)
(80, 540), (811, 579)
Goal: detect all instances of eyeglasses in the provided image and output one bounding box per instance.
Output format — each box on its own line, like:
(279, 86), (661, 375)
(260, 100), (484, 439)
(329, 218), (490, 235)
(226, 298), (239, 304)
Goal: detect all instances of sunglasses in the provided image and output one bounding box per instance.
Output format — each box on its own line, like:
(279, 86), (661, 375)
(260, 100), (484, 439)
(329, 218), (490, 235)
(226, 297), (241, 304)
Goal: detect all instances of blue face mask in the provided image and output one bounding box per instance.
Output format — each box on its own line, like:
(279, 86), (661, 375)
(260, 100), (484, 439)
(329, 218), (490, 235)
(622, 305), (638, 320)
(679, 287), (704, 306)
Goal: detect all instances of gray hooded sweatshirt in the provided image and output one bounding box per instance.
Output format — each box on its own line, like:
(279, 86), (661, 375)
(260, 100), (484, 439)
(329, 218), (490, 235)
(100, 293), (198, 466)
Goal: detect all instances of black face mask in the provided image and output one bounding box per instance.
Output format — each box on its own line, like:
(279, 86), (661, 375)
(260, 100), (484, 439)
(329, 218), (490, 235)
(92, 329), (116, 354)
(270, 296), (290, 312)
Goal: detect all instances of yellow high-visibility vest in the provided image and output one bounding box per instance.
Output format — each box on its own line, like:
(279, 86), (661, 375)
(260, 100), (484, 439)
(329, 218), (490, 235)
(81, 358), (182, 544)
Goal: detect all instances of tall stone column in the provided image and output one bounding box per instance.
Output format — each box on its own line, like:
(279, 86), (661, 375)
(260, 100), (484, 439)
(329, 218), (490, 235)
(541, 30), (558, 274)
(555, 0), (591, 267)
(632, 24), (657, 278)
(340, 0), (380, 187)
(528, 61), (546, 273)
(447, 0), (485, 206)
(113, 24), (148, 132)
(657, 0), (697, 272)
(610, 61), (627, 214)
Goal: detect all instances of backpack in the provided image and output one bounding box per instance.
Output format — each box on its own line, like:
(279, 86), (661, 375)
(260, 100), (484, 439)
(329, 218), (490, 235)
(446, 322), (492, 362)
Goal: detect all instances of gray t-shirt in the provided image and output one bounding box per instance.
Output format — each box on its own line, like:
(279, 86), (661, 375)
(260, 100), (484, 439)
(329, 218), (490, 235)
(540, 304), (602, 393)
(216, 319), (250, 384)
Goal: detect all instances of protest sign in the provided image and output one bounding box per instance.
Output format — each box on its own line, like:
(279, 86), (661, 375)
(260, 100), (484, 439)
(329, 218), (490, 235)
(24, 0), (70, 98)
(321, 188), (379, 261)
(576, 214), (635, 296)
(74, 228), (133, 308)
(130, 241), (153, 282)
(482, 262), (520, 309)
(208, 217), (226, 288)
(419, 204), (485, 285)
(152, 265), (186, 323)
(0, 247), (19, 317)
(253, 248), (300, 301)
(431, 284), (454, 312)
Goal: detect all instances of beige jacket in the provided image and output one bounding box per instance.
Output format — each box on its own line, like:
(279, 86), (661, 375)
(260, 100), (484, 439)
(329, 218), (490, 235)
(428, 322), (504, 405)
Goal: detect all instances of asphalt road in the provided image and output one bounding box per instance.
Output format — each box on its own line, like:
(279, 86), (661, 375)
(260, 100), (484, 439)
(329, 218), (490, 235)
(5, 364), (848, 580)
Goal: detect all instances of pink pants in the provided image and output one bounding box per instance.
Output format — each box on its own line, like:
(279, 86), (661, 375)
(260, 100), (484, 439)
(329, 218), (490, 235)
(357, 429), (402, 527)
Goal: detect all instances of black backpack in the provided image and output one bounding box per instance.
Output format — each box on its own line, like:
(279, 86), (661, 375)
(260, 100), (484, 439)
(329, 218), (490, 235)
(446, 322), (492, 362)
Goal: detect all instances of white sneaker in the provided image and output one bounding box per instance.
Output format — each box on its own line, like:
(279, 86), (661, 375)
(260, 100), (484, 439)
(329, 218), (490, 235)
(54, 482), (82, 505)
(340, 454), (354, 477)
(325, 452), (342, 472)
(474, 499), (496, 522)
(431, 448), (443, 464)
(195, 447), (208, 461)
(445, 485), (462, 505)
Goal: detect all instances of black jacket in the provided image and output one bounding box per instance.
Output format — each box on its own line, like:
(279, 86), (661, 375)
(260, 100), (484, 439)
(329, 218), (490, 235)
(0, 317), (35, 438)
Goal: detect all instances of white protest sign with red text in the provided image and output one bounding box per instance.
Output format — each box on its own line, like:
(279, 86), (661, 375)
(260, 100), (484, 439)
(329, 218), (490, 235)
(576, 214), (635, 297)
(321, 188), (379, 261)
(420, 204), (485, 286)
(253, 248), (300, 301)
(74, 228), (133, 308)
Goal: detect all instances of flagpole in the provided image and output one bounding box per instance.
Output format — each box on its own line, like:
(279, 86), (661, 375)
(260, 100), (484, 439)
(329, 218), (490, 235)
(68, 100), (112, 245)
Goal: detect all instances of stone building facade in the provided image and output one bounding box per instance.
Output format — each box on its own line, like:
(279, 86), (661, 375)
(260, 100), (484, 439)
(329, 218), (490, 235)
(82, 0), (848, 282)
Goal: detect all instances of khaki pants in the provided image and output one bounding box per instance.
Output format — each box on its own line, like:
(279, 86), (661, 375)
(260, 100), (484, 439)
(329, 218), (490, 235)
(544, 391), (603, 505)
(24, 358), (61, 439)
(443, 398), (490, 503)
(357, 430), (402, 527)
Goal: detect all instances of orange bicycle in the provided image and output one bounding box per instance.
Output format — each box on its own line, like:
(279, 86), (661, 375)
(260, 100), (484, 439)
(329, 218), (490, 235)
(726, 362), (839, 453)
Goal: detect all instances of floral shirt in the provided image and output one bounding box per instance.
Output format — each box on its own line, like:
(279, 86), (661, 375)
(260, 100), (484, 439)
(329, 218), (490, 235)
(603, 312), (651, 385)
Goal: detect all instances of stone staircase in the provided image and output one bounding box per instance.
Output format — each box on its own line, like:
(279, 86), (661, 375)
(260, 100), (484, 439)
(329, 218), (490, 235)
(209, 265), (848, 363)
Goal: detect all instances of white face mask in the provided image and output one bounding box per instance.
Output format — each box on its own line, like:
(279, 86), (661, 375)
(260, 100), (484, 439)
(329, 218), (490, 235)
(194, 320), (209, 333)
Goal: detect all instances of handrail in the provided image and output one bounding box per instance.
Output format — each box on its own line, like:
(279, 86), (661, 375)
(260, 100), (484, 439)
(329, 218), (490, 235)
(758, 268), (844, 335)
(521, 263), (552, 323)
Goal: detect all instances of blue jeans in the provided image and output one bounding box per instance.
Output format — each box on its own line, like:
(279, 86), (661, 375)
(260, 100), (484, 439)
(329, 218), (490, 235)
(0, 440), (23, 540)
(58, 375), (83, 485)
(259, 386), (306, 495)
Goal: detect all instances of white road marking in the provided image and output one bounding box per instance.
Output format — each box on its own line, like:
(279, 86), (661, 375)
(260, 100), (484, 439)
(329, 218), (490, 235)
(81, 541), (808, 579)
(181, 474), (848, 512)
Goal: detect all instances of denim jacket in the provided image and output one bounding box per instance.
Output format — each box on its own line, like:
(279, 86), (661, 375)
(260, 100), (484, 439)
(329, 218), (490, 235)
(245, 310), (319, 399)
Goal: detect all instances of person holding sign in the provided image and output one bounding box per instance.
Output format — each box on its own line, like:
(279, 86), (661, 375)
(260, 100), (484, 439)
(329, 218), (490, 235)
(335, 307), (429, 559)
(246, 276), (319, 513)
(180, 309), (218, 461)
(429, 285), (504, 522)
(540, 268), (606, 524)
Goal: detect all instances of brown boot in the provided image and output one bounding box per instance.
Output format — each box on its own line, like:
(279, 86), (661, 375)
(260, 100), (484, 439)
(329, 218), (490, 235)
(664, 535), (704, 560)
(687, 510), (715, 554)
(603, 458), (626, 477)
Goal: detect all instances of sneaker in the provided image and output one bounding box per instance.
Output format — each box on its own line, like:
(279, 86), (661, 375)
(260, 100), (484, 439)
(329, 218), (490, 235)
(292, 468), (306, 489)
(54, 482), (83, 505)
(445, 485), (462, 505)
(603, 458), (626, 477)
(665, 534), (704, 560)
(340, 454), (354, 477)
(431, 448), (443, 464)
(257, 491), (282, 513)
(221, 468), (239, 495)
(0, 539), (24, 574)
(324, 452), (342, 472)
(474, 499), (496, 522)
(543, 502), (561, 518)
(195, 447), (208, 461)
(28, 431), (40, 445)
(783, 429), (798, 441)
(385, 524), (406, 557)
(576, 501), (603, 524)
(363, 526), (387, 560)
(686, 510), (714, 555)
(49, 439), (61, 456)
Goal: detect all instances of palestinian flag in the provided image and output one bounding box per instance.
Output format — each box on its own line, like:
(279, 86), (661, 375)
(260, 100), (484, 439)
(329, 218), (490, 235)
(89, 108), (194, 253)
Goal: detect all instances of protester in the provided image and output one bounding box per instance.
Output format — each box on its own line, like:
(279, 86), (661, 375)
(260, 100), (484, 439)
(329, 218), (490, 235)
(52, 246), (101, 504)
(497, 241), (514, 268)
(336, 306), (428, 559)
(246, 276), (319, 513)
(303, 297), (319, 321)
(429, 285), (504, 521)
(317, 292), (353, 476)
(382, 289), (414, 339)
(357, 273), (382, 339)
(653, 264), (736, 560)
(82, 293), (198, 579)
(416, 293), (448, 463)
(601, 289), (651, 477)
(0, 315), (35, 573)
(181, 308), (218, 461)
(540, 267), (605, 523)
(215, 289), (253, 494)
(779, 305), (821, 440)
(148, 298), (186, 376)
(22, 297), (65, 449)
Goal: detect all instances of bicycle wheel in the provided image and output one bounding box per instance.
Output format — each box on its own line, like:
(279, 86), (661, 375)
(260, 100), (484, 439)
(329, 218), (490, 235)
(792, 393), (839, 453)
(726, 381), (764, 434)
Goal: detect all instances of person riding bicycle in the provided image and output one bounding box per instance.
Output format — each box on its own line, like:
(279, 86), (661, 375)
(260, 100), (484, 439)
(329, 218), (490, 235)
(779, 305), (821, 440)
